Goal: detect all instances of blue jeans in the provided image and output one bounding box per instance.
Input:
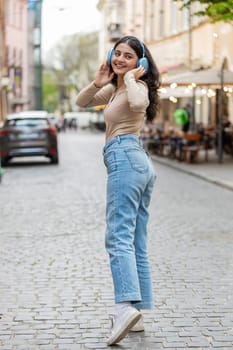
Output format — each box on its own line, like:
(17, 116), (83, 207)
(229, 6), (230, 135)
(103, 134), (156, 309)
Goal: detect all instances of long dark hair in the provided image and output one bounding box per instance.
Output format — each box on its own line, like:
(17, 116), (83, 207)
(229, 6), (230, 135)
(111, 35), (160, 121)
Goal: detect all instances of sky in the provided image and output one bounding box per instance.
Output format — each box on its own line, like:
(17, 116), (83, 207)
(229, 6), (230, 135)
(41, 0), (101, 55)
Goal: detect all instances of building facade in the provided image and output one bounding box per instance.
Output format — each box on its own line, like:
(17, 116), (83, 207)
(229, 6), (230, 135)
(0, 0), (43, 125)
(97, 0), (233, 126)
(4, 0), (29, 114)
(0, 0), (8, 123)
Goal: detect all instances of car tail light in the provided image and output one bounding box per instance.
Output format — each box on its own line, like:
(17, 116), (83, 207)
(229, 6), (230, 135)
(0, 130), (10, 137)
(45, 128), (57, 134)
(49, 148), (57, 155)
(0, 151), (8, 157)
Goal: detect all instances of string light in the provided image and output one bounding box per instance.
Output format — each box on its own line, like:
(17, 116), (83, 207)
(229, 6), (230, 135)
(170, 83), (177, 89)
(169, 96), (178, 103)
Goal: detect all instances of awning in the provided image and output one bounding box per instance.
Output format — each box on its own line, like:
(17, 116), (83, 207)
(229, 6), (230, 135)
(159, 86), (203, 99)
(161, 68), (233, 87)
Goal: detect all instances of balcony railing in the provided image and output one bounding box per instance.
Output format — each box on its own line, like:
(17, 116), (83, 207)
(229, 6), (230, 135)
(108, 23), (122, 42)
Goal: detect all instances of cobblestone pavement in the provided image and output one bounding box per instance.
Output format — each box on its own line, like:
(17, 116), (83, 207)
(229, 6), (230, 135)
(0, 131), (233, 350)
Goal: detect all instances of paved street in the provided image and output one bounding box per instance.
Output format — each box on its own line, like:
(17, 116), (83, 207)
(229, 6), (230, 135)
(0, 131), (233, 350)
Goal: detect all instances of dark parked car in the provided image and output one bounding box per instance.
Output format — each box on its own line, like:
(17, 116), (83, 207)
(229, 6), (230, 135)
(0, 111), (59, 166)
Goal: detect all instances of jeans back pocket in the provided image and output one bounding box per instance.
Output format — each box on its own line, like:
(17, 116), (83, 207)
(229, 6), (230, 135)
(125, 148), (149, 173)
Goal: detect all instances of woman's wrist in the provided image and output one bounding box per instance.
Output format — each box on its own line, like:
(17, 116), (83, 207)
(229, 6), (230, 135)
(124, 71), (135, 84)
(94, 81), (102, 88)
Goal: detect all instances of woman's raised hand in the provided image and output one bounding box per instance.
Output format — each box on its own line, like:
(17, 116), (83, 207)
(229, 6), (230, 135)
(128, 66), (146, 80)
(94, 62), (115, 88)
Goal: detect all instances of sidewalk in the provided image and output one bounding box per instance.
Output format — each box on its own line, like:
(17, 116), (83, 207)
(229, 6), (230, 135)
(151, 149), (233, 191)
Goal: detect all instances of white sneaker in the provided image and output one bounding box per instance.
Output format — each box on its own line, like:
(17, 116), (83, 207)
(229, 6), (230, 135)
(107, 306), (142, 345)
(130, 316), (145, 332)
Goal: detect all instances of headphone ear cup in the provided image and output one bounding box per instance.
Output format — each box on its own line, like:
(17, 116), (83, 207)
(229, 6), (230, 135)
(137, 57), (149, 73)
(107, 48), (114, 66)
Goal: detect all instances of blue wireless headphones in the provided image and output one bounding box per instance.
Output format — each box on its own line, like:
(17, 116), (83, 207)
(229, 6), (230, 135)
(107, 40), (149, 73)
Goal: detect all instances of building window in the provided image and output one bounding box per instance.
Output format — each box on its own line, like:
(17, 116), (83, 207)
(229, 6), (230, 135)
(19, 5), (23, 29)
(6, 46), (9, 67)
(159, 0), (165, 38)
(192, 2), (206, 26)
(8, 0), (13, 26)
(13, 47), (16, 65)
(6, 0), (11, 26)
(149, 0), (155, 41)
(13, 0), (16, 27)
(171, 1), (177, 34)
(107, 23), (122, 42)
(15, 2), (19, 28)
(183, 0), (189, 30)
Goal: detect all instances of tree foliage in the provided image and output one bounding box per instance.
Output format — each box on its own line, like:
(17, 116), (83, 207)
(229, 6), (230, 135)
(42, 71), (59, 112)
(174, 0), (233, 23)
(43, 32), (99, 112)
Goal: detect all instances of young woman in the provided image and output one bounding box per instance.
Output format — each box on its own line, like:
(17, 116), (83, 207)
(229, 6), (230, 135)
(76, 35), (160, 346)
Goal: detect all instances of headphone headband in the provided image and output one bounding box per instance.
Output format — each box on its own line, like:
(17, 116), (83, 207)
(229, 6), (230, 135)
(139, 41), (145, 58)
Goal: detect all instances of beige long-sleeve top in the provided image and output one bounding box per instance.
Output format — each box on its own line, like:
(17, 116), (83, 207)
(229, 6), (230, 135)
(76, 71), (149, 142)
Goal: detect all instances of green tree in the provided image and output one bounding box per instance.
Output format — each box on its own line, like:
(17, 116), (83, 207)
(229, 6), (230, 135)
(42, 71), (59, 112)
(174, 0), (233, 22)
(43, 32), (99, 113)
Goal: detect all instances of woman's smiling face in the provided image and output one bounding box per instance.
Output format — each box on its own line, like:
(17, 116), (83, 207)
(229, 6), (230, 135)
(111, 43), (138, 76)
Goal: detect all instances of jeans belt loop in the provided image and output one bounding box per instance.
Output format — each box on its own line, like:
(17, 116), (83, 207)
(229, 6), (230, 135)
(117, 136), (121, 143)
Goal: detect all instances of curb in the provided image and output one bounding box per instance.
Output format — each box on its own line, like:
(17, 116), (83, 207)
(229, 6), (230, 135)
(151, 155), (233, 192)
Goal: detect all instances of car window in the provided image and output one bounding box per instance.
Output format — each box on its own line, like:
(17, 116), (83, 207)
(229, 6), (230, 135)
(6, 118), (49, 127)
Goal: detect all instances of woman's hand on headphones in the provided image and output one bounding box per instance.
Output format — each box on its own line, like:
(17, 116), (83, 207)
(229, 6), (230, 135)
(94, 62), (114, 88)
(129, 66), (146, 80)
